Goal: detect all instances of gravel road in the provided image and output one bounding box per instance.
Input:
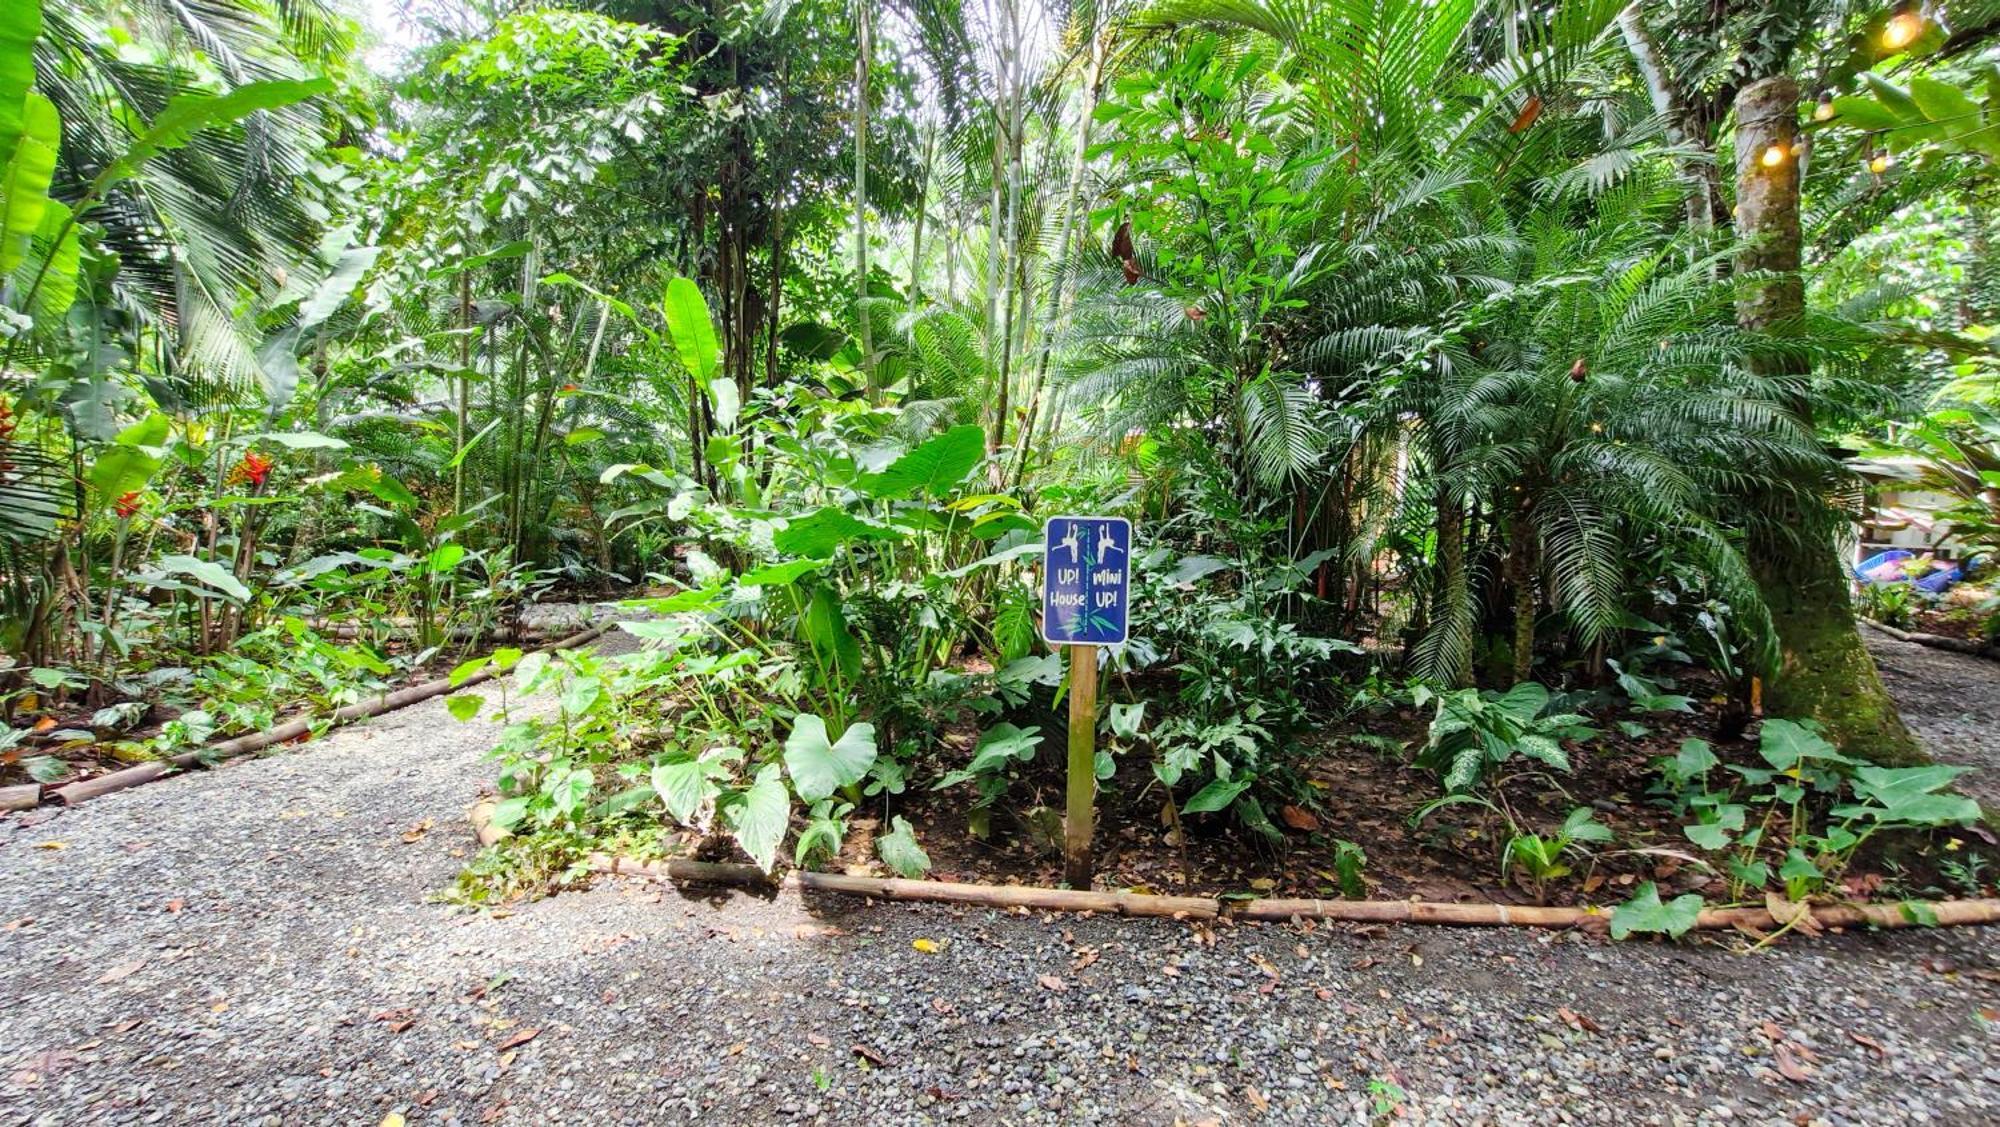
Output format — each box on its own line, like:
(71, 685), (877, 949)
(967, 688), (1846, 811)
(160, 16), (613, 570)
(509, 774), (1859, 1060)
(0, 638), (1996, 1125)
(1864, 624), (2000, 812)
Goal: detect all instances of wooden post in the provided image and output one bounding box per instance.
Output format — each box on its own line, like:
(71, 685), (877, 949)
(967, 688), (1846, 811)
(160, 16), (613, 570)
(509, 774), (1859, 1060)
(1064, 643), (1098, 889)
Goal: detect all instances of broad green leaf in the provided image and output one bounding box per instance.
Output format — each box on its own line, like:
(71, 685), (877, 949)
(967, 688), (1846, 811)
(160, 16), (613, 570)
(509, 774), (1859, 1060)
(875, 815), (932, 878)
(652, 756), (721, 824)
(710, 377), (739, 431)
(800, 585), (862, 682)
(1683, 822), (1732, 850)
(490, 795), (532, 831)
(19, 197), (77, 317)
(87, 444), (163, 499)
(1, 92), (58, 275)
(783, 714), (877, 803)
(737, 558), (826, 588)
(428, 542), (467, 574)
(445, 694), (483, 721)
(296, 244), (381, 331)
(425, 239), (531, 280)
(1673, 739), (1718, 778)
(859, 424), (985, 499)
(772, 507), (896, 557)
(1827, 95), (1907, 131)
(154, 555), (251, 602)
(1909, 77), (1980, 128)
(662, 276), (720, 384)
(560, 676), (602, 716)
(1182, 776), (1252, 815)
(0, 0), (40, 170)
(1608, 882), (1703, 940)
(731, 763), (790, 872)
(1756, 719), (1844, 771)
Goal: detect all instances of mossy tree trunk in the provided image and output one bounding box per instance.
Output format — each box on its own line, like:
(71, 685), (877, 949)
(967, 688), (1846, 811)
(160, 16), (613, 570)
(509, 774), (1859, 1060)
(1732, 76), (1924, 765)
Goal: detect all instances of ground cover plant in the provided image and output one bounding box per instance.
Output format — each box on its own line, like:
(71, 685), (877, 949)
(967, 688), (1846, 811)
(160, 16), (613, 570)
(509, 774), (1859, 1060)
(3, 0), (1998, 942)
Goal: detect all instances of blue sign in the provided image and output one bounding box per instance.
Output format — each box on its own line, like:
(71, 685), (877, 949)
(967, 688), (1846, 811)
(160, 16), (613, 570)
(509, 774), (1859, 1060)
(1041, 516), (1131, 646)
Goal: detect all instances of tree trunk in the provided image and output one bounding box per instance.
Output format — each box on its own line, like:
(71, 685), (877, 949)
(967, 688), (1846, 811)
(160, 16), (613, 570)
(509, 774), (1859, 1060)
(1616, 5), (1722, 230)
(852, 0), (875, 402)
(1506, 501), (1536, 687)
(1732, 76), (1923, 765)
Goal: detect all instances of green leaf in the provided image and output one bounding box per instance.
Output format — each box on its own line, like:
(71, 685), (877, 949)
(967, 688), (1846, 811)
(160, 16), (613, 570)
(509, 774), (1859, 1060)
(1757, 719), (1843, 771)
(799, 585), (862, 682)
(1909, 77), (1980, 128)
(1683, 822), (1732, 850)
(1673, 739), (1719, 778)
(772, 507), (896, 557)
(153, 555), (251, 602)
(1826, 95), (1907, 131)
(737, 558), (827, 588)
(0, 0), (41, 170)
(652, 755), (723, 824)
(859, 425), (985, 499)
(1609, 882), (1703, 940)
(710, 377), (739, 431)
(445, 694), (483, 721)
(490, 795), (532, 831)
(875, 815), (932, 879)
(1183, 776), (1253, 815)
(1, 91), (59, 276)
(103, 79), (332, 186)
(87, 445), (164, 500)
(783, 714), (877, 804)
(448, 656), (491, 687)
(662, 276), (720, 384)
(731, 763), (790, 873)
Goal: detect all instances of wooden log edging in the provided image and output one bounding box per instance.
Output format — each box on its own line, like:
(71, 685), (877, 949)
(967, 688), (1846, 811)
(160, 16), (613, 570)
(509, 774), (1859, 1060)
(1861, 617), (1999, 661)
(43, 621), (614, 808)
(579, 848), (2000, 934)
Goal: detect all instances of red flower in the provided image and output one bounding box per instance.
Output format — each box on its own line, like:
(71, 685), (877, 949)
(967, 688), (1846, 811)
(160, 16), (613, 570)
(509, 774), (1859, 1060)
(230, 450), (275, 488)
(559, 382), (581, 394)
(114, 491), (142, 519)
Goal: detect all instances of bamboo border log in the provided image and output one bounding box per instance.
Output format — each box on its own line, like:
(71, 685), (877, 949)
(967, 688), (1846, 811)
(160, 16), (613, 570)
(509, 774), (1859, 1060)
(44, 621), (612, 807)
(1862, 617), (1997, 660)
(578, 846), (2000, 933)
(0, 784), (41, 812)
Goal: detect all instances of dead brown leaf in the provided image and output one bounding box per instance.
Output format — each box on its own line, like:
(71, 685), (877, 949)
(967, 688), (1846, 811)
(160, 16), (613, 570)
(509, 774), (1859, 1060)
(1557, 1007), (1602, 1034)
(1277, 805), (1319, 833)
(1774, 1042), (1812, 1084)
(1245, 1085), (1270, 1112)
(1847, 1032), (1886, 1061)
(851, 1043), (888, 1067)
(1038, 974), (1068, 992)
(1764, 893), (1823, 937)
(93, 960), (144, 985)
(400, 818), (434, 844)
(1072, 948), (1100, 972)
(495, 1027), (540, 1051)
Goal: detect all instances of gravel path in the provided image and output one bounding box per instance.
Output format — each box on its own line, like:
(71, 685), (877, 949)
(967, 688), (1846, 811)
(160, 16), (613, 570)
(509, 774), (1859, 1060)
(1864, 624), (2000, 812)
(0, 653), (1997, 1124)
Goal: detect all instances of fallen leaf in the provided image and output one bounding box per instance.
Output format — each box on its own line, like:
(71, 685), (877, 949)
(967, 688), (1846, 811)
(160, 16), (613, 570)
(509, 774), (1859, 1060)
(1581, 874), (1606, 894)
(94, 960), (145, 985)
(911, 938), (942, 954)
(480, 1100), (508, 1123)
(727, 1042), (746, 1055)
(3, 918), (32, 931)
(1038, 974), (1068, 992)
(1774, 1042), (1811, 1083)
(1759, 1021), (1787, 1043)
(1278, 805), (1319, 833)
(1072, 949), (1100, 972)
(806, 1032), (830, 1047)
(1557, 1007), (1602, 1034)
(1160, 965), (1180, 977)
(165, 900), (184, 914)
(496, 1027), (539, 1051)
(1245, 1085), (1270, 1111)
(34, 841), (65, 851)
(1248, 877), (1277, 891)
(1764, 893), (1823, 937)
(110, 1019), (142, 1034)
(400, 819), (434, 844)
(851, 1043), (888, 1067)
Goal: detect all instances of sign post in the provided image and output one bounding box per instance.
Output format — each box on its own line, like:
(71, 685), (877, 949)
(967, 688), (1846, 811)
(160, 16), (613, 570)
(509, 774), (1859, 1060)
(1040, 515), (1131, 889)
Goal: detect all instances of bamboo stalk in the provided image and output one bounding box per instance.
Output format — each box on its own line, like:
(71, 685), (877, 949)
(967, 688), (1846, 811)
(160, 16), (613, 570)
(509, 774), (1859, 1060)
(585, 854), (1218, 919)
(47, 622), (611, 807)
(0, 784), (41, 812)
(581, 847), (2000, 933)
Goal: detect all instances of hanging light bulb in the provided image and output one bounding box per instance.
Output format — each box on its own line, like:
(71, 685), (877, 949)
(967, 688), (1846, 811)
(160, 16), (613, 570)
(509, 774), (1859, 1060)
(1813, 93), (1836, 122)
(1760, 142), (1789, 168)
(1869, 149), (1894, 173)
(1884, 2), (1924, 50)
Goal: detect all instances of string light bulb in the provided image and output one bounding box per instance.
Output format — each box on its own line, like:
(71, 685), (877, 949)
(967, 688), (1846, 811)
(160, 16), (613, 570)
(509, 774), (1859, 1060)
(1813, 93), (1835, 122)
(1760, 142), (1789, 168)
(1869, 149), (1894, 173)
(1884, 3), (1924, 50)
